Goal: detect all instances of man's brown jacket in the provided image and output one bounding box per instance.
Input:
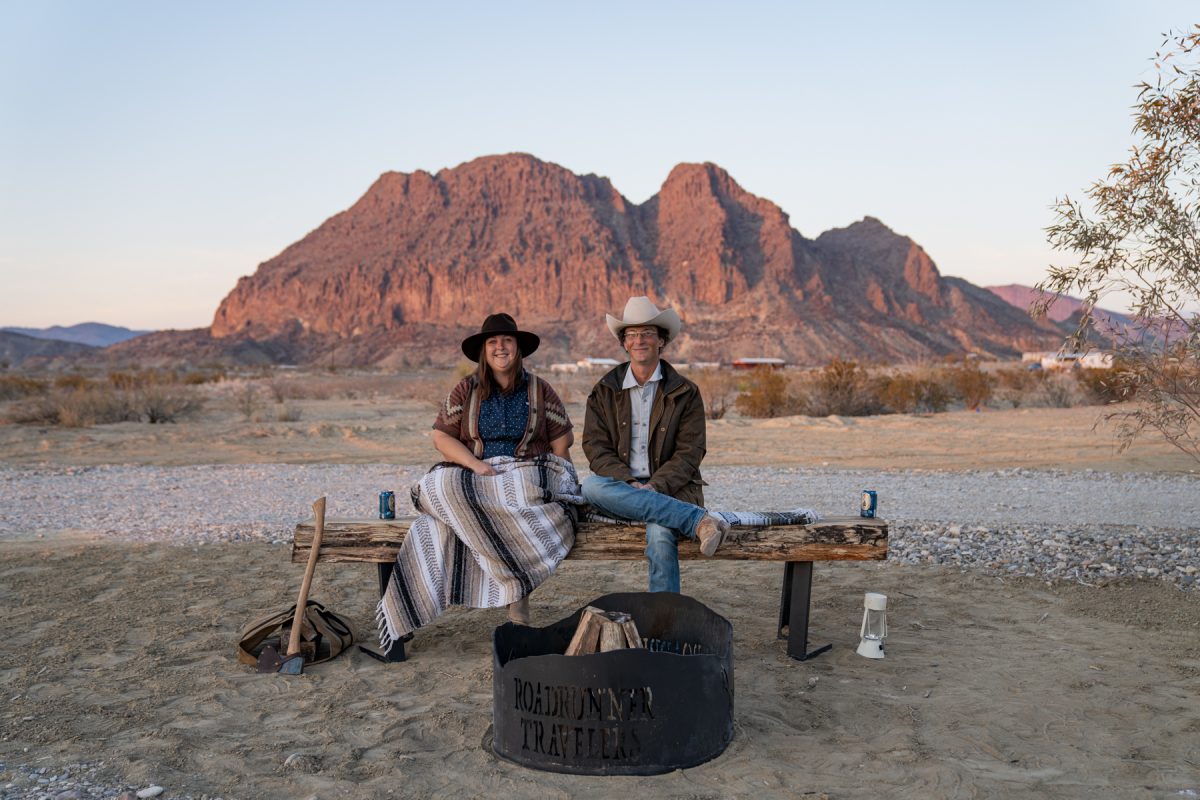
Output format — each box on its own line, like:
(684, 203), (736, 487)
(582, 360), (707, 506)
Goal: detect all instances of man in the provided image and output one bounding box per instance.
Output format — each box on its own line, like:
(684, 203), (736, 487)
(582, 296), (730, 593)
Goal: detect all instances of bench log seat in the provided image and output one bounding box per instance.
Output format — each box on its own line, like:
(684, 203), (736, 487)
(292, 515), (888, 663)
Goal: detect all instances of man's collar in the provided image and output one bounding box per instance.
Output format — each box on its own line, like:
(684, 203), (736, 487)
(622, 362), (663, 389)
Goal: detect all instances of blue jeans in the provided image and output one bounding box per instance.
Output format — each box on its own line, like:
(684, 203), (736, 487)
(581, 475), (708, 594)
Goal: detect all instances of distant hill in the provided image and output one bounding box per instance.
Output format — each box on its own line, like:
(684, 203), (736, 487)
(0, 330), (96, 368)
(1, 322), (152, 348)
(985, 284), (1133, 328)
(984, 284), (1157, 346)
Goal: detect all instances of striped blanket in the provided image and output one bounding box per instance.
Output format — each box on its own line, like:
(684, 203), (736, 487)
(376, 455), (579, 649)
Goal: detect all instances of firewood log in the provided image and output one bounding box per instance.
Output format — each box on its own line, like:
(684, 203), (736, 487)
(565, 607), (643, 655)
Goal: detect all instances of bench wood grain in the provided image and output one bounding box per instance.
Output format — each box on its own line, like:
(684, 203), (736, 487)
(291, 516), (888, 564)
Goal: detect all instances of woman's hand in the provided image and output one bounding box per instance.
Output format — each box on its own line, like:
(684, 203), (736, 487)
(471, 461), (498, 477)
(433, 429), (497, 475)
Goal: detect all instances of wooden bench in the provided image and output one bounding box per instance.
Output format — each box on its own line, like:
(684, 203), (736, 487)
(292, 515), (888, 663)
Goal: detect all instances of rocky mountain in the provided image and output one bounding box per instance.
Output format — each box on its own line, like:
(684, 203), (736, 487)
(137, 154), (1064, 366)
(2, 322), (152, 348)
(0, 330), (96, 368)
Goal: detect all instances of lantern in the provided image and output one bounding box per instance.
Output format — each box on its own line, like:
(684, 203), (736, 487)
(856, 592), (888, 659)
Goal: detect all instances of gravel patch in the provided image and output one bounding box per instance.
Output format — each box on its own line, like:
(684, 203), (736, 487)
(0, 759), (197, 800)
(0, 464), (1196, 592)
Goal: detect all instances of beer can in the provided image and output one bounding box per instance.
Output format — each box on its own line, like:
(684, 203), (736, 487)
(860, 489), (878, 519)
(379, 490), (396, 520)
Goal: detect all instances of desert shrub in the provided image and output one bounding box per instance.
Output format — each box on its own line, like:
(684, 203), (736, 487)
(107, 370), (146, 390)
(947, 362), (995, 410)
(54, 374), (92, 391)
(735, 367), (796, 418)
(0, 375), (48, 400)
(267, 377), (291, 403)
(876, 371), (951, 414)
(136, 384), (204, 424)
(108, 368), (210, 390)
(6, 396), (60, 425)
(235, 383), (262, 420)
(1074, 367), (1133, 405)
(799, 359), (881, 417)
(10, 382), (202, 426)
(877, 373), (919, 413)
(1027, 372), (1088, 408)
(53, 386), (139, 427)
(275, 402), (302, 422)
(918, 375), (953, 413)
(692, 369), (737, 419)
(181, 368), (225, 385)
(994, 366), (1042, 408)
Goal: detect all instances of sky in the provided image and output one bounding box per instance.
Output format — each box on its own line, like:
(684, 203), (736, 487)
(1, 1), (1195, 330)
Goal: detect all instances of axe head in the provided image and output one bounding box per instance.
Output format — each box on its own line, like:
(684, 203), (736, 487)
(256, 645), (304, 675)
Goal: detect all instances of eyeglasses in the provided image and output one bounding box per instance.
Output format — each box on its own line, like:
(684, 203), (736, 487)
(623, 330), (659, 341)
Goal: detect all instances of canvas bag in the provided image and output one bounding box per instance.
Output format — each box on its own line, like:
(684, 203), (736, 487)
(237, 599), (354, 666)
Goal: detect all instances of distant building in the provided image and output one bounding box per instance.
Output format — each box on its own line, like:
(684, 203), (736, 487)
(689, 361), (721, 370)
(577, 357), (621, 369)
(549, 363), (579, 374)
(732, 357), (786, 370)
(1029, 351), (1114, 370)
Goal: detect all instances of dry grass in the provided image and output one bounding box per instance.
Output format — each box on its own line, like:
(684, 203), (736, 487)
(6, 375), (205, 427)
(0, 375), (48, 401)
(0, 361), (1130, 429)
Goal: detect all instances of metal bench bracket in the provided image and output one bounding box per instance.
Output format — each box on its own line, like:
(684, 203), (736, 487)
(777, 560), (832, 661)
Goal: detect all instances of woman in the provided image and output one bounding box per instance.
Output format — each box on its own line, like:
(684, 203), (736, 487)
(377, 313), (577, 648)
(431, 313), (573, 474)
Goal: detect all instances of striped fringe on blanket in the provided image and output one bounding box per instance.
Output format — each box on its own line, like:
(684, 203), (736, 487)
(579, 507), (822, 527)
(377, 455), (580, 650)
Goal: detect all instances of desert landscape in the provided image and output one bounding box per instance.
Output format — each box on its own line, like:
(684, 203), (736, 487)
(7, 6), (1200, 798)
(1, 371), (1197, 799)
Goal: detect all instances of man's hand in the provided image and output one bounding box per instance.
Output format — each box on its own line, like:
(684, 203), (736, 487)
(631, 482), (655, 491)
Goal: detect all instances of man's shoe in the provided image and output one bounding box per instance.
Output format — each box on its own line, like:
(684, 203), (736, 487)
(695, 514), (731, 557)
(507, 596), (530, 625)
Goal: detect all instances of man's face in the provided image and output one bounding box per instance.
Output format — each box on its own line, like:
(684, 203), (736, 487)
(622, 325), (663, 365)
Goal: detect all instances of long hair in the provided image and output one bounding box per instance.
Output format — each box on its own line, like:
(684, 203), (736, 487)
(475, 350), (524, 402)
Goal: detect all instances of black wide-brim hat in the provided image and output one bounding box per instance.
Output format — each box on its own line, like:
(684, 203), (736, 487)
(461, 313), (541, 362)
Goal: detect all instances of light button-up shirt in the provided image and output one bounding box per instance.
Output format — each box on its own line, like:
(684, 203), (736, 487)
(622, 363), (662, 480)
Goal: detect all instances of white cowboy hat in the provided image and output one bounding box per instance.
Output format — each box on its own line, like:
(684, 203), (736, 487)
(605, 296), (682, 343)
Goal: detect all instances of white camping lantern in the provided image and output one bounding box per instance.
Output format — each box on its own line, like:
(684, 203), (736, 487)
(856, 592), (888, 659)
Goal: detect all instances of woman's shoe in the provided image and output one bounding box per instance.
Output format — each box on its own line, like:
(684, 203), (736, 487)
(507, 596), (530, 625)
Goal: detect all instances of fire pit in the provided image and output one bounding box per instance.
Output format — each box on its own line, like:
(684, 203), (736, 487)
(491, 592), (734, 775)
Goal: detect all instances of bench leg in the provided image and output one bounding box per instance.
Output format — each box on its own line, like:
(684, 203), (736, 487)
(777, 561), (832, 661)
(375, 562), (408, 663)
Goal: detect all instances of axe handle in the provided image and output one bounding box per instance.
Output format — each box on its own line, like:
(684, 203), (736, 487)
(287, 496), (326, 658)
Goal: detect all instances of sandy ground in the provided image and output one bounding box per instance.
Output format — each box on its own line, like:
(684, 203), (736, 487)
(1, 538), (1198, 799)
(1, 391), (1198, 798)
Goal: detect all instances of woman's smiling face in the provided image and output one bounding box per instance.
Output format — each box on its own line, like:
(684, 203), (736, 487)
(484, 335), (518, 375)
